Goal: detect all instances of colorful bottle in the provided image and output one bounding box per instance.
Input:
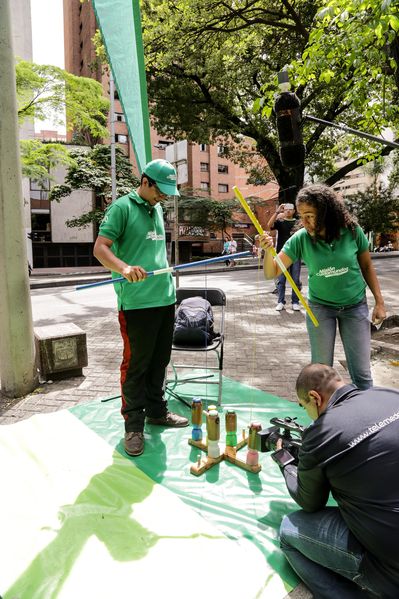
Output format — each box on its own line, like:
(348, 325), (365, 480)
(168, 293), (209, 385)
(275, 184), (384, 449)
(206, 409), (220, 458)
(191, 397), (203, 441)
(246, 422), (262, 466)
(225, 410), (237, 447)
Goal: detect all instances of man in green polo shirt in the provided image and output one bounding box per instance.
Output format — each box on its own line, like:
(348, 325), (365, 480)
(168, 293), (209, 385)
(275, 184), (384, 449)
(94, 159), (188, 457)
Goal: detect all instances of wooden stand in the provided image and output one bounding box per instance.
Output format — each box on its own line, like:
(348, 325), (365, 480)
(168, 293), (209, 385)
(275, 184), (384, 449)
(188, 430), (262, 476)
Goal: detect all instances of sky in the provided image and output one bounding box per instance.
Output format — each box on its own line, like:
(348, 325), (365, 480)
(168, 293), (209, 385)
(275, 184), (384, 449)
(30, 0), (65, 132)
(30, 0), (64, 68)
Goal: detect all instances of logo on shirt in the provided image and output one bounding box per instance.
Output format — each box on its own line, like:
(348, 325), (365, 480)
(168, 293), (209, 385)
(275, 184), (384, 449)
(146, 231), (164, 241)
(101, 215), (109, 224)
(316, 266), (349, 278)
(348, 411), (399, 447)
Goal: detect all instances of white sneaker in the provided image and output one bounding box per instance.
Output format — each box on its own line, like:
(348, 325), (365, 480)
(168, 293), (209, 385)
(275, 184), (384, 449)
(276, 302), (285, 311)
(292, 303), (300, 311)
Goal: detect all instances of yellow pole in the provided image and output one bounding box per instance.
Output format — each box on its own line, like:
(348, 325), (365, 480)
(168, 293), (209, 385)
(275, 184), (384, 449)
(233, 186), (319, 327)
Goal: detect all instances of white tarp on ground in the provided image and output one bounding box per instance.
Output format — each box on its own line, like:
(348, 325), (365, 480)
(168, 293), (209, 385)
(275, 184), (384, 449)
(0, 409), (288, 599)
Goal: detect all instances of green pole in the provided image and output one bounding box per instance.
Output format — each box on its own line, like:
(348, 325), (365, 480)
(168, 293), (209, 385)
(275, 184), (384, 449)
(0, 0), (38, 397)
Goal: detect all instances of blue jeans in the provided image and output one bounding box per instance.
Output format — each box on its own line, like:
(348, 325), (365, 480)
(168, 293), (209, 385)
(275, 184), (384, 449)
(277, 260), (301, 304)
(306, 298), (372, 389)
(280, 508), (380, 598)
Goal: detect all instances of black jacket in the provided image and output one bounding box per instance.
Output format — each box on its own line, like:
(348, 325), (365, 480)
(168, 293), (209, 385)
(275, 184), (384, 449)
(283, 384), (399, 596)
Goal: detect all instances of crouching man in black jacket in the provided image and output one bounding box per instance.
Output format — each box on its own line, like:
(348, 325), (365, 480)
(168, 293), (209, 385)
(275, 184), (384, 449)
(274, 363), (399, 598)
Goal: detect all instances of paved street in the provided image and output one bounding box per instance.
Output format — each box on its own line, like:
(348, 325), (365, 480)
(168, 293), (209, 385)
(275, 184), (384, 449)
(1, 258), (398, 599)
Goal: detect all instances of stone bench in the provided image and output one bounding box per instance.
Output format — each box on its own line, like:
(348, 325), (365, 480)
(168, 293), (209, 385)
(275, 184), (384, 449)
(34, 323), (88, 380)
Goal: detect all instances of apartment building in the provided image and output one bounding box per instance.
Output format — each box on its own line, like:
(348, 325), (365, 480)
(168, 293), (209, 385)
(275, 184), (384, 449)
(332, 163), (377, 198)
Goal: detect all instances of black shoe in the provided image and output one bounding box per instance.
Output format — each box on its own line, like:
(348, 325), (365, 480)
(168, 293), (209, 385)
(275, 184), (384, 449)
(146, 412), (189, 427)
(124, 432), (144, 456)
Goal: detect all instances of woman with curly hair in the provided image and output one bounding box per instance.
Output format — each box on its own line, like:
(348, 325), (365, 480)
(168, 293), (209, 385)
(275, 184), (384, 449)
(260, 184), (386, 389)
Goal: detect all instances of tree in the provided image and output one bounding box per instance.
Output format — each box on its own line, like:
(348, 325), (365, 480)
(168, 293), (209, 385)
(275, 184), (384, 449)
(16, 60), (109, 140)
(388, 150), (399, 191)
(171, 190), (235, 239)
(345, 186), (399, 240)
(49, 141), (236, 234)
(20, 139), (76, 182)
(49, 145), (139, 227)
(295, 0), (399, 186)
(140, 0), (399, 199)
(298, 0), (399, 110)
(16, 60), (110, 185)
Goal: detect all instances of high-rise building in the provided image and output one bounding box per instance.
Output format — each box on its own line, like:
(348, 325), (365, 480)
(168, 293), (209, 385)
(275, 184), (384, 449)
(332, 161), (379, 199)
(63, 0), (279, 257)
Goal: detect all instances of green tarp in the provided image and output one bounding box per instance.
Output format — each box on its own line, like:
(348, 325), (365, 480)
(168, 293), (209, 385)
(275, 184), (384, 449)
(72, 375), (313, 596)
(0, 375), (313, 598)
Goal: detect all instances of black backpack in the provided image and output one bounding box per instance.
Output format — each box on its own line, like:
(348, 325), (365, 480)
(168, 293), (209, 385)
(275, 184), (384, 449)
(173, 297), (217, 347)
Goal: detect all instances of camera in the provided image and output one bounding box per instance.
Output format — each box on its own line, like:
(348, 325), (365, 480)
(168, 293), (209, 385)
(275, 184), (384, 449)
(257, 417), (304, 464)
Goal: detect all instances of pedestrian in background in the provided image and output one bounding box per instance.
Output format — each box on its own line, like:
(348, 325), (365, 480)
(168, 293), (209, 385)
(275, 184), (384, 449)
(222, 238), (231, 266)
(94, 158), (188, 458)
(267, 203), (301, 311)
(228, 238), (238, 267)
(260, 184), (386, 389)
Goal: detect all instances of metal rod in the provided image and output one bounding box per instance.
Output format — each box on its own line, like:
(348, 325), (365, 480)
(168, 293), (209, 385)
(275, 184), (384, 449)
(305, 115), (399, 149)
(76, 251), (252, 290)
(109, 72), (117, 202)
(174, 194), (180, 288)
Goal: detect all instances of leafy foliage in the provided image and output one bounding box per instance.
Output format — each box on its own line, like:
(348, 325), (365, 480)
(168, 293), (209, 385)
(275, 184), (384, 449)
(17, 60), (110, 183)
(299, 0), (399, 113)
(16, 60), (109, 140)
(65, 209), (108, 229)
(49, 145), (139, 228)
(387, 150), (399, 191)
(345, 186), (399, 236)
(295, 0), (399, 186)
(20, 140), (76, 181)
(140, 0), (399, 194)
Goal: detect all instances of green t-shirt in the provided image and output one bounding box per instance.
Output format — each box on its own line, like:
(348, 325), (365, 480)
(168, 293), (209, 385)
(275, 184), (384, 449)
(282, 226), (369, 307)
(98, 191), (175, 310)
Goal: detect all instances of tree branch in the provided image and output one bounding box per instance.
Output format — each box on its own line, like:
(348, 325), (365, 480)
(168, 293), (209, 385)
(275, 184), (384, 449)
(325, 143), (396, 186)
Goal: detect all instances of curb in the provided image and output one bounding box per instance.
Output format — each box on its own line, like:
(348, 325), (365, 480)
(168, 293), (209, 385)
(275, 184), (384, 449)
(371, 340), (398, 359)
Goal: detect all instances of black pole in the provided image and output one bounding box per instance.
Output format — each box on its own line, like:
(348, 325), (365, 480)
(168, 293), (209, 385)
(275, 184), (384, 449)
(305, 115), (399, 150)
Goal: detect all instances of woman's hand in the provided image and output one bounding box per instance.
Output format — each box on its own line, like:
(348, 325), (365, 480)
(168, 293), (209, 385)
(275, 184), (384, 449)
(371, 302), (386, 325)
(258, 233), (274, 251)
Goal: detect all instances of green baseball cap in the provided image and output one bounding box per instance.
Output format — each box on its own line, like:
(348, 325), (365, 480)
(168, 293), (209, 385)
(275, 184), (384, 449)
(142, 159), (180, 196)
